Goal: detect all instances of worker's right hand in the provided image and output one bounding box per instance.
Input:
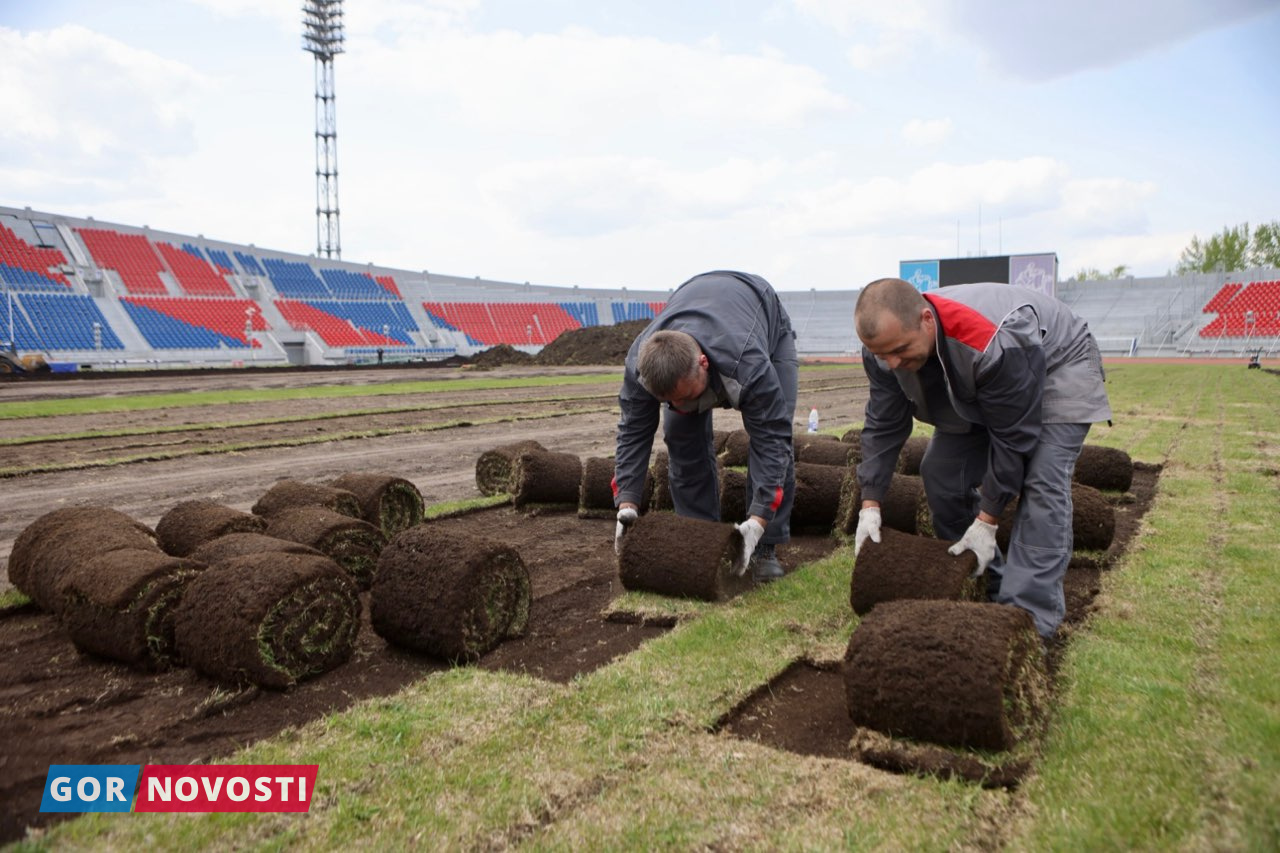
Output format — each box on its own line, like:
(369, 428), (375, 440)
(853, 507), (882, 557)
(614, 506), (639, 555)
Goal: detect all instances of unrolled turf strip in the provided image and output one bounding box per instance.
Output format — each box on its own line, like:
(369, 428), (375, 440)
(578, 456), (618, 519)
(617, 513), (751, 602)
(328, 472), (425, 538)
(836, 472), (931, 538)
(843, 599), (1049, 752)
(174, 552), (361, 689)
(251, 479), (362, 519)
(994, 482), (1116, 553)
(188, 532), (324, 565)
(792, 461), (846, 532)
(58, 548), (204, 669)
(264, 506), (386, 589)
(474, 439), (547, 496)
(155, 499), (267, 557)
(850, 527), (982, 616)
(1073, 443), (1134, 492)
(371, 526), (531, 663)
(511, 449), (583, 509)
(8, 507), (160, 613)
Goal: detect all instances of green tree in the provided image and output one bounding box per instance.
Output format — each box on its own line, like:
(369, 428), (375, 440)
(1069, 264), (1130, 282)
(1248, 220), (1280, 268)
(1176, 222), (1254, 274)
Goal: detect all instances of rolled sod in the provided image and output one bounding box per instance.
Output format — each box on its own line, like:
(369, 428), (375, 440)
(719, 467), (749, 522)
(649, 451), (672, 512)
(58, 549), (204, 669)
(839, 427), (862, 449)
(896, 436), (930, 476)
(475, 439), (546, 496)
(713, 430), (732, 455)
(617, 513), (751, 602)
(371, 526), (531, 663)
(850, 528), (982, 616)
(719, 429), (751, 467)
(264, 506), (387, 589)
(328, 472), (425, 538)
(793, 461), (846, 533)
(836, 473), (931, 538)
(189, 532), (324, 565)
(843, 600), (1049, 752)
(8, 507), (160, 613)
(579, 456), (618, 519)
(155, 499), (267, 557)
(251, 479), (362, 520)
(994, 482), (1116, 553)
(511, 449), (583, 510)
(796, 440), (857, 468)
(1074, 444), (1134, 492)
(174, 552), (361, 689)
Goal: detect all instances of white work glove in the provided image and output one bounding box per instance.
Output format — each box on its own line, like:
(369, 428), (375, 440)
(853, 507), (882, 557)
(947, 517), (999, 575)
(614, 507), (638, 555)
(733, 518), (766, 576)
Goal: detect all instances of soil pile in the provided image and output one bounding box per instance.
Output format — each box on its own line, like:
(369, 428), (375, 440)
(471, 344), (535, 368)
(534, 319), (649, 366)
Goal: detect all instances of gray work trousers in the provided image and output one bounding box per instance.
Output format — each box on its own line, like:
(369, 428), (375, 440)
(661, 353), (797, 547)
(919, 422), (1091, 639)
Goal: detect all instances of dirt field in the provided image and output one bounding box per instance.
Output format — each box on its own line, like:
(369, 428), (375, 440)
(0, 363), (872, 840)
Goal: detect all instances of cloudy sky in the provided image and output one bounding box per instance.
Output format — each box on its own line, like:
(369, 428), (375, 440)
(2, 0), (1277, 291)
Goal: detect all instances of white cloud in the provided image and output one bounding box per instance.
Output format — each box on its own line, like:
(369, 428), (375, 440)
(1059, 177), (1158, 235)
(901, 117), (952, 145)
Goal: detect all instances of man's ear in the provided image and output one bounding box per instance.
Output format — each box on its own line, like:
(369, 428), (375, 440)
(697, 352), (710, 370)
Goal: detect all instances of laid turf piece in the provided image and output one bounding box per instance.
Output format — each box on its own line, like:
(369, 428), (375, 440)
(474, 439), (546, 496)
(59, 549), (204, 669)
(849, 726), (1033, 789)
(188, 532), (324, 564)
(617, 513), (750, 602)
(995, 482), (1116, 553)
(793, 461), (845, 533)
(8, 507), (160, 613)
(719, 467), (749, 523)
(843, 600), (1049, 753)
(1074, 443), (1134, 492)
(850, 528), (982, 616)
(174, 552), (361, 689)
(264, 506), (387, 589)
(836, 472), (932, 538)
(328, 472), (425, 538)
(251, 479), (362, 519)
(371, 526), (531, 663)
(578, 456), (618, 519)
(896, 436), (930, 476)
(155, 499), (266, 557)
(718, 429), (750, 467)
(796, 439), (857, 467)
(511, 449), (583, 510)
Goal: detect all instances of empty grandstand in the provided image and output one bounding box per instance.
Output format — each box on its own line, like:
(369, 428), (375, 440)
(2, 204), (1277, 370)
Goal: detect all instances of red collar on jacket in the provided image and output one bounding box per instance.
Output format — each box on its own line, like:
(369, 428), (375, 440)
(923, 292), (998, 352)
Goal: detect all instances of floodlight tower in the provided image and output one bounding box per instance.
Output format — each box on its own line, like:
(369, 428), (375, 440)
(302, 0), (344, 259)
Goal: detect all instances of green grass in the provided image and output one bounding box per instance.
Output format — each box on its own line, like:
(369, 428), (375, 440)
(21, 363), (1280, 850)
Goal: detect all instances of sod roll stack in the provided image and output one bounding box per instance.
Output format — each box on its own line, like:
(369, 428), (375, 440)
(8, 507), (161, 614)
(617, 513), (750, 602)
(155, 500), (267, 557)
(1073, 444), (1134, 492)
(792, 461), (846, 532)
(371, 526), (531, 663)
(328, 472), (425, 538)
(475, 440), (547, 496)
(265, 506), (386, 589)
(795, 439), (857, 468)
(836, 473), (931, 538)
(511, 449), (583, 510)
(843, 600), (1049, 752)
(895, 435), (930, 476)
(718, 429), (751, 467)
(648, 451), (672, 512)
(850, 528), (983, 616)
(174, 552), (361, 689)
(994, 482), (1116, 553)
(189, 533), (324, 564)
(59, 549), (204, 669)
(719, 467), (749, 523)
(251, 479), (362, 519)
(578, 456), (618, 519)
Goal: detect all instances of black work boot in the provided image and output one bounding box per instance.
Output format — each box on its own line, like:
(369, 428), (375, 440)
(750, 543), (785, 583)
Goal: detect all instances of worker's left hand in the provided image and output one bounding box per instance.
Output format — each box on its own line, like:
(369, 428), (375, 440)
(947, 517), (999, 575)
(733, 518), (765, 576)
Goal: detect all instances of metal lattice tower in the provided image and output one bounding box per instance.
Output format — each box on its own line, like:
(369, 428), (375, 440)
(302, 0), (344, 259)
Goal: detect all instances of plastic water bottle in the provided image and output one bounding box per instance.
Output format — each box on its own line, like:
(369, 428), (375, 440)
(807, 407), (819, 433)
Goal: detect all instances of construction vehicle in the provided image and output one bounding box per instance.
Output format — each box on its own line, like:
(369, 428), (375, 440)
(0, 351), (51, 375)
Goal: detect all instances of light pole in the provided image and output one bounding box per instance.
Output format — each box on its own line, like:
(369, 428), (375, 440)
(5, 277), (14, 354)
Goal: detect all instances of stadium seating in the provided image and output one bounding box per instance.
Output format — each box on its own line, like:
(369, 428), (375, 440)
(16, 293), (124, 350)
(204, 247), (236, 274)
(155, 242), (236, 296)
(263, 258), (330, 299)
(275, 299), (404, 347)
(318, 268), (392, 300)
(0, 224), (70, 289)
(234, 251), (266, 276)
(304, 300), (418, 344)
(1202, 282), (1244, 313)
(77, 228), (169, 295)
(121, 297), (267, 348)
(611, 301), (666, 323)
(421, 301), (585, 346)
(1197, 279), (1280, 338)
(373, 274), (402, 298)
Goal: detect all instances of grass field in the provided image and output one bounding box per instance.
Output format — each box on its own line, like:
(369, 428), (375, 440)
(17, 363), (1280, 850)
